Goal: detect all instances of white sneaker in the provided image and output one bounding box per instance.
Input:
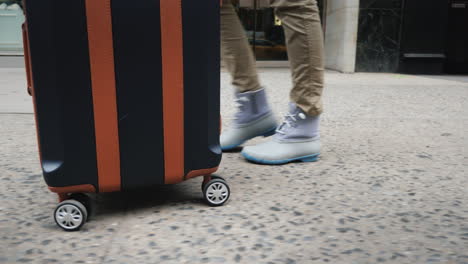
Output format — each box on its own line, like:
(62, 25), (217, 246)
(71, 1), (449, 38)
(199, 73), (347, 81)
(241, 103), (321, 164)
(221, 113), (277, 150)
(241, 138), (320, 164)
(221, 88), (278, 150)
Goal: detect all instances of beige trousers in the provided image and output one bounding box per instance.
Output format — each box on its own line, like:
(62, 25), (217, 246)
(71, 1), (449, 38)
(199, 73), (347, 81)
(221, 0), (325, 116)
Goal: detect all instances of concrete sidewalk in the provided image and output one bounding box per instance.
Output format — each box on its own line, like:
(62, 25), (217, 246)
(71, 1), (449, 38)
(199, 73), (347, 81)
(1, 63), (467, 263)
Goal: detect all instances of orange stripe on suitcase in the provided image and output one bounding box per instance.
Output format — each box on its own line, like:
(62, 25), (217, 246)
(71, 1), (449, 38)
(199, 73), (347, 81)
(85, 0), (121, 192)
(160, 0), (185, 184)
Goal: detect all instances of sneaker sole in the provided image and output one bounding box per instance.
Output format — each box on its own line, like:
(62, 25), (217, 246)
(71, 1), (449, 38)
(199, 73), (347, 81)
(221, 127), (277, 151)
(241, 152), (320, 165)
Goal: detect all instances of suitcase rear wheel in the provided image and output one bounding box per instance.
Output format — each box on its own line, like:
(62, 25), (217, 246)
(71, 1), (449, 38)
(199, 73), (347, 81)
(54, 199), (88, 231)
(70, 193), (92, 216)
(202, 177), (230, 206)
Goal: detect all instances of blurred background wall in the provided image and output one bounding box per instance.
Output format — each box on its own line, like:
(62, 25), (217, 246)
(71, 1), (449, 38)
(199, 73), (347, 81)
(1, 0), (466, 74)
(232, 0), (468, 74)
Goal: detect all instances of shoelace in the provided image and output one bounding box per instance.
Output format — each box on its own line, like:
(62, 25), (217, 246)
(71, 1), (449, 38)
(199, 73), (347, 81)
(276, 112), (306, 134)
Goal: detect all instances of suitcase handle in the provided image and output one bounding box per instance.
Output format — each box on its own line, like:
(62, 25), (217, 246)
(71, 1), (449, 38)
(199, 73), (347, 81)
(22, 23), (33, 96)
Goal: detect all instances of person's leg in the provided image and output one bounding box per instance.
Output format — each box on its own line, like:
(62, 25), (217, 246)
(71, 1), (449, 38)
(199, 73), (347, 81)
(272, 0), (324, 116)
(242, 0), (324, 164)
(220, 0), (277, 151)
(220, 0), (261, 92)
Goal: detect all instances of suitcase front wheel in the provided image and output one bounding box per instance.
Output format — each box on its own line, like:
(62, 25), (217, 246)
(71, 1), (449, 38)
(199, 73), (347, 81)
(54, 199), (88, 231)
(202, 176), (230, 206)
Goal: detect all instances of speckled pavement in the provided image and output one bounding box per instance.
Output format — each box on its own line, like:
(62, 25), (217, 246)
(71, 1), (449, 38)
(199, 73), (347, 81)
(1, 63), (468, 263)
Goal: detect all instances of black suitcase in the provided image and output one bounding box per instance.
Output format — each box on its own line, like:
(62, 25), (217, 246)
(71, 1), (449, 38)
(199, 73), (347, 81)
(23, 0), (229, 231)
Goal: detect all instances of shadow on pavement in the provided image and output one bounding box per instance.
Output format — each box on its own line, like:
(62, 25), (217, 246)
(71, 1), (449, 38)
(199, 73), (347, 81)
(88, 177), (211, 218)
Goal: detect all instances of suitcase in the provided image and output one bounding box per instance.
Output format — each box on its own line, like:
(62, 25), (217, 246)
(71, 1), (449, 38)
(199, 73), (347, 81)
(22, 0), (229, 231)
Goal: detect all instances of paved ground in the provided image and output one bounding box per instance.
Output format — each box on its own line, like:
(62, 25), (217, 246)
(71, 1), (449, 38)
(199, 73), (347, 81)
(1, 57), (468, 264)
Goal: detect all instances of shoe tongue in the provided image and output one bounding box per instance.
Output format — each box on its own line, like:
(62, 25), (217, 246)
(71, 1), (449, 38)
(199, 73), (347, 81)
(277, 103), (299, 133)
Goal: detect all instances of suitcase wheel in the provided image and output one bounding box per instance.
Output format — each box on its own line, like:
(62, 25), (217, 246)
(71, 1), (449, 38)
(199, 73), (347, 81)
(202, 176), (230, 207)
(54, 198), (88, 231)
(201, 175), (224, 191)
(70, 193), (92, 215)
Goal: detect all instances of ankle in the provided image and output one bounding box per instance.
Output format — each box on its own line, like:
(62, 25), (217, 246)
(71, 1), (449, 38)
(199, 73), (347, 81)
(275, 103), (320, 141)
(234, 88), (273, 125)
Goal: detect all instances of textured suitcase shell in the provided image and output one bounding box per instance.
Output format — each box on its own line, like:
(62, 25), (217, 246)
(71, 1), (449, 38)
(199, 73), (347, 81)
(23, 0), (221, 196)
